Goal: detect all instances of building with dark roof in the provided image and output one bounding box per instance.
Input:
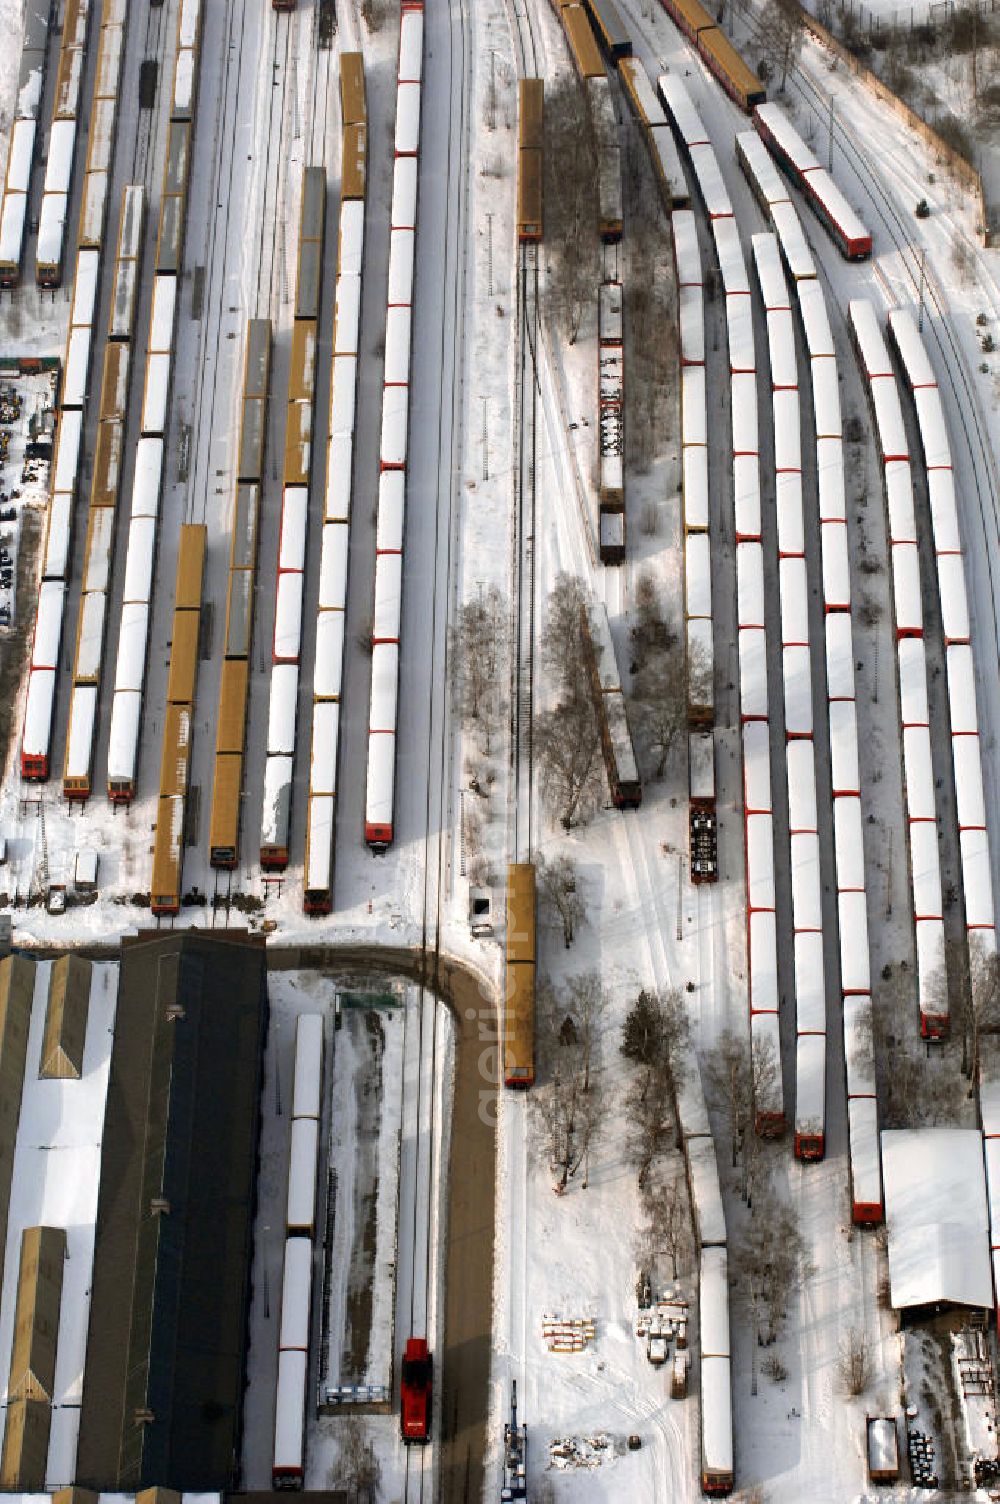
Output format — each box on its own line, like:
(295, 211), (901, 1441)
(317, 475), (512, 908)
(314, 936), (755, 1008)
(76, 931), (268, 1491)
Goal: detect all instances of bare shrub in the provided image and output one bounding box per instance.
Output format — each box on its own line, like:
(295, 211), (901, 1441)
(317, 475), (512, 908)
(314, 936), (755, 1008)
(838, 1326), (873, 1396)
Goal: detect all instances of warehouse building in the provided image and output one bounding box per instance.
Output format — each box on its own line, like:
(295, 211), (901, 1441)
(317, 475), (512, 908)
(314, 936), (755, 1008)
(75, 931), (268, 1491)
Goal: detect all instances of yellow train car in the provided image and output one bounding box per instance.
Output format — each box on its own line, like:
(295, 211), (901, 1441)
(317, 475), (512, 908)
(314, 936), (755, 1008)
(98, 341), (130, 424)
(517, 80), (543, 244)
(283, 401), (313, 487)
(209, 755), (244, 868)
(288, 320), (318, 404)
(90, 419), (124, 509)
(150, 796), (185, 916)
(697, 27), (766, 110)
(660, 0), (715, 42)
(340, 52), (367, 127)
(174, 523), (206, 609)
(505, 863), (536, 1089)
(165, 611), (200, 705)
(342, 123), (367, 202)
(159, 702), (192, 799)
(562, 5), (605, 80)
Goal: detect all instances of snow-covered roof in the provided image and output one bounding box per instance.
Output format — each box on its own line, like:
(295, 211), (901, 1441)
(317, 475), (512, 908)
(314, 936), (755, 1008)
(657, 73), (708, 146)
(770, 199), (815, 281)
(398, 8), (424, 83)
(682, 443), (708, 532)
(380, 383), (409, 469)
(71, 247), (100, 327)
(961, 828), (994, 931)
(746, 812), (775, 913)
(881, 1129), (993, 1310)
(742, 720), (771, 814)
(701, 1356), (732, 1475)
(795, 1033), (826, 1131)
(883, 459), (916, 544)
(731, 373), (757, 455)
(373, 552), (402, 644)
(849, 1098), (882, 1208)
(739, 627), (768, 720)
(798, 278), (834, 357)
(897, 637), (928, 727)
(783, 644), (812, 736)
(62, 324), (90, 409)
(22, 669), (54, 757)
(903, 726), (936, 822)
(131, 437), (163, 519)
(141, 351), (171, 436)
(751, 232), (788, 311)
(685, 530), (711, 621)
(790, 831), (822, 932)
(834, 795), (865, 892)
(681, 366), (706, 447)
(309, 701), (340, 798)
(149, 273), (177, 353)
(749, 909), (777, 1014)
(937, 551), (970, 644)
(391, 156), (417, 229)
(953, 734), (986, 829)
(815, 436), (845, 523)
(767, 308), (796, 389)
(927, 468), (960, 553)
(305, 794), (335, 891)
(279, 488), (308, 574)
(672, 210), (701, 287)
(843, 996), (876, 1097)
(805, 166), (869, 249)
(699, 1247), (730, 1358)
(64, 683), (97, 781)
(287, 1114), (319, 1231)
(713, 218), (748, 295)
(891, 541), (923, 637)
(75, 591), (105, 683)
(772, 387), (801, 472)
(687, 1135), (726, 1247)
(779, 555), (808, 646)
(314, 609), (344, 702)
(775, 470), (803, 558)
(334, 272), (361, 357)
(395, 80), (421, 156)
(388, 226), (414, 305)
(273, 572), (303, 663)
(794, 931), (825, 1035)
(366, 728), (396, 828)
(689, 143), (731, 219)
(725, 291), (755, 375)
(734, 454), (760, 540)
(888, 306), (937, 388)
(947, 643), (979, 735)
(679, 284), (705, 366)
(107, 690), (141, 783)
(122, 517), (156, 604)
(737, 542), (764, 630)
(828, 700), (859, 796)
(0, 192), (27, 268)
(910, 819), (943, 921)
(914, 385), (951, 470)
(36, 192), (68, 272)
(755, 101), (820, 173)
(810, 355), (841, 439)
(261, 754), (294, 846)
(850, 299), (893, 377)
(649, 124), (686, 205)
(267, 665), (299, 757)
(786, 738), (817, 836)
(319, 523), (349, 612)
(825, 611), (855, 701)
(821, 520), (850, 611)
(279, 1237), (313, 1352)
(737, 130), (788, 207)
(43, 493), (72, 581)
(369, 643), (399, 732)
(839, 891), (871, 994)
(6, 118), (35, 194)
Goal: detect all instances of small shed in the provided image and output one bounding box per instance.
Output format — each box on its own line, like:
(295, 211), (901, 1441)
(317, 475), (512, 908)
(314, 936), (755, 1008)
(881, 1129), (993, 1319)
(41, 953), (91, 1080)
(74, 848), (98, 890)
(866, 1415), (900, 1482)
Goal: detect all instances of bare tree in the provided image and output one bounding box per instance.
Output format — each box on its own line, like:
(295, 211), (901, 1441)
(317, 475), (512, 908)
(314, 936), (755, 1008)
(838, 1326), (872, 1397)
(535, 696), (603, 830)
(629, 571), (675, 672)
(450, 586), (509, 752)
(760, 0), (805, 90)
(634, 647), (690, 780)
(532, 977), (607, 1191)
(704, 1029), (779, 1204)
(641, 1168), (690, 1280)
(541, 572), (590, 702)
(626, 1070), (675, 1189)
(734, 1195), (812, 1369)
(536, 852), (586, 948)
(543, 76), (599, 344)
(957, 931), (1000, 1080)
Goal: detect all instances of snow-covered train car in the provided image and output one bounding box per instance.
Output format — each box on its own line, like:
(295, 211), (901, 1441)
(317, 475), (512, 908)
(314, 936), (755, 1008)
(795, 1032), (826, 1160)
(657, 72), (710, 148)
(746, 812), (776, 914)
(821, 521), (850, 613)
(754, 102), (871, 258)
(779, 555), (808, 647)
(838, 890), (871, 996)
(286, 1115), (320, 1237)
(688, 143), (732, 220)
(751, 230), (789, 312)
(279, 1237), (313, 1355)
(848, 1096), (883, 1222)
(737, 131), (788, 215)
(751, 1011), (784, 1134)
(775, 471), (803, 558)
(798, 279), (834, 358)
(734, 455), (761, 541)
(786, 738), (817, 836)
(739, 628), (768, 722)
(742, 720), (771, 815)
(700, 1355), (734, 1496)
(816, 437), (845, 523)
(790, 831), (822, 935)
(770, 200), (815, 282)
(366, 643), (399, 849)
(714, 217), (748, 295)
(672, 210), (702, 288)
(891, 542), (923, 639)
(795, 931), (825, 1037)
(687, 1134), (726, 1248)
(292, 1014), (325, 1121)
(272, 1348), (307, 1489)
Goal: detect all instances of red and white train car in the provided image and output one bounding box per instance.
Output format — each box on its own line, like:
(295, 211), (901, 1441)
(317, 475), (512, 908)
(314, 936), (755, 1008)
(365, 2), (423, 851)
(888, 306), (996, 968)
(753, 101), (871, 259)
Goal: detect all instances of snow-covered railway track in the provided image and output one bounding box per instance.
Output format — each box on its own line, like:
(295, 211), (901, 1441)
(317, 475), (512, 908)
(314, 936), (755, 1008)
(129, 0), (174, 194)
(252, 9), (295, 322)
(730, 0), (1000, 665)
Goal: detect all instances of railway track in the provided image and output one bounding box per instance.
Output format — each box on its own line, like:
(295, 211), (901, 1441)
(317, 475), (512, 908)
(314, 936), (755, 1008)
(729, 0), (1000, 663)
(130, 0), (173, 193)
(402, 0), (472, 1496)
(253, 11), (295, 323)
